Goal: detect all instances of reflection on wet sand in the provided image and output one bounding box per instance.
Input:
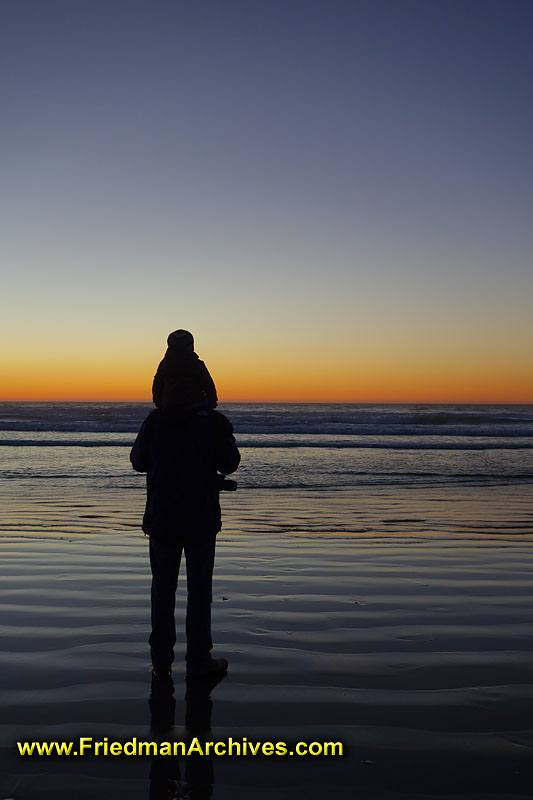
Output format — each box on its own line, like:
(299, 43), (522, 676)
(149, 672), (226, 800)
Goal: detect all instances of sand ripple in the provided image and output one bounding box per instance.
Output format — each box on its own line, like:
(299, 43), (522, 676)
(2, 506), (533, 797)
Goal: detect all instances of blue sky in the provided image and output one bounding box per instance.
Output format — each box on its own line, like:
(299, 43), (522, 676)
(2, 0), (532, 400)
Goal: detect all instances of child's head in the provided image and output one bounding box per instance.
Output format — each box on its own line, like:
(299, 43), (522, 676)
(167, 329), (194, 351)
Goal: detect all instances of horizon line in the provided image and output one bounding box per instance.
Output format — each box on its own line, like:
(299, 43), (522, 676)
(1, 398), (532, 406)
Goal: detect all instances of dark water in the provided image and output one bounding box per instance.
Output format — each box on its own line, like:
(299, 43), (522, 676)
(1, 402), (532, 537)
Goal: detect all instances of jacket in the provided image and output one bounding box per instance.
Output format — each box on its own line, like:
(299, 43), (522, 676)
(130, 409), (240, 540)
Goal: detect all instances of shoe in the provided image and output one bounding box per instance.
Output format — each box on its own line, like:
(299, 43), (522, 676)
(186, 658), (228, 680)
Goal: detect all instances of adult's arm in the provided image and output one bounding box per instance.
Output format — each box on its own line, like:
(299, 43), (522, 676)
(214, 413), (240, 475)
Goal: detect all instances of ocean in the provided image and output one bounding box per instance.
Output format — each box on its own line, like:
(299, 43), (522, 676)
(3, 402), (533, 798)
(1, 402), (532, 540)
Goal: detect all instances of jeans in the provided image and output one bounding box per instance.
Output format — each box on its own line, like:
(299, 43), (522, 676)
(149, 533), (217, 672)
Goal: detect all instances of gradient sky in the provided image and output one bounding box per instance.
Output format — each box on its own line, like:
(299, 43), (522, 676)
(2, 0), (532, 402)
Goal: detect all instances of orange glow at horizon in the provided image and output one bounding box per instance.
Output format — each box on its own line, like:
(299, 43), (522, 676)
(1, 355), (532, 403)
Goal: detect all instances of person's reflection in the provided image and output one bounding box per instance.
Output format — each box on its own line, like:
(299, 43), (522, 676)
(149, 671), (226, 800)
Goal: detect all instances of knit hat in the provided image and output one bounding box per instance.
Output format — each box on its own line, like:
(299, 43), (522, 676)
(167, 329), (194, 350)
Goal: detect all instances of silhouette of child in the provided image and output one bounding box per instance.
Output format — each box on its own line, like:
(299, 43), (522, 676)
(152, 330), (218, 413)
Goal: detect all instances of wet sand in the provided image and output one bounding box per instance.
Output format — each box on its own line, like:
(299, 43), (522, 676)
(2, 499), (533, 798)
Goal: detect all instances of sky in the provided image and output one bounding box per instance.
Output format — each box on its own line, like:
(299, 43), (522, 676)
(2, 0), (532, 403)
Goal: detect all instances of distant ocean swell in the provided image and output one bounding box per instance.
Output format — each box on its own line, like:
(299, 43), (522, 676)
(1, 402), (533, 438)
(1, 403), (533, 497)
(1, 401), (533, 539)
(1, 437), (533, 450)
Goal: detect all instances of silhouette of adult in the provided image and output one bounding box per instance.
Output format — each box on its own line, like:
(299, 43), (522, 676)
(131, 407), (240, 679)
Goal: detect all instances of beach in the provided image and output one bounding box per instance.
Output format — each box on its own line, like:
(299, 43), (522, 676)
(2, 487), (533, 798)
(1, 403), (533, 797)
